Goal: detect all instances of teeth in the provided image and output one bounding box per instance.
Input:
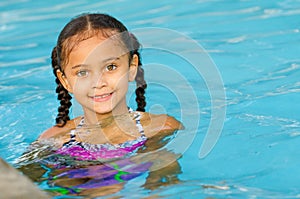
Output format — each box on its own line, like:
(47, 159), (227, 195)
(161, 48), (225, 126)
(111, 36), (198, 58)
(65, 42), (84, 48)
(95, 94), (110, 98)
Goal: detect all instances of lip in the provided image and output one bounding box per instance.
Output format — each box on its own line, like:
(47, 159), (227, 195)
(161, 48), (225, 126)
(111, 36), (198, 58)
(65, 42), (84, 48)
(90, 92), (113, 102)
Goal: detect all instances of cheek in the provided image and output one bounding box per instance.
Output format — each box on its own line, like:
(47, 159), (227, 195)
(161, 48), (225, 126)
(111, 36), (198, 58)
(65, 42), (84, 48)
(113, 71), (130, 90)
(71, 78), (90, 94)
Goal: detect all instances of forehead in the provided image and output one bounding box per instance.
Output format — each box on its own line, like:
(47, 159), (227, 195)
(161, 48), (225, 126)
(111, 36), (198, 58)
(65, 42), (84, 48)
(66, 35), (128, 68)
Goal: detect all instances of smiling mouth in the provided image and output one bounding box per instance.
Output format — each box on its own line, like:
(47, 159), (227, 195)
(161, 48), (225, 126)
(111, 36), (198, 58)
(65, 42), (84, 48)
(91, 92), (113, 102)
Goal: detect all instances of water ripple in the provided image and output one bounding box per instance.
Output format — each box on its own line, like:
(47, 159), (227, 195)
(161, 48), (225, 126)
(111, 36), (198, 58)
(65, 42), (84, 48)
(0, 56), (47, 68)
(198, 6), (261, 17)
(0, 43), (37, 51)
(247, 8), (300, 19)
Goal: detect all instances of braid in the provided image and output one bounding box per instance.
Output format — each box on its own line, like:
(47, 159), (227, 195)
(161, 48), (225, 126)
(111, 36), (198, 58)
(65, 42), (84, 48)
(129, 33), (147, 112)
(51, 46), (72, 127)
(134, 51), (147, 112)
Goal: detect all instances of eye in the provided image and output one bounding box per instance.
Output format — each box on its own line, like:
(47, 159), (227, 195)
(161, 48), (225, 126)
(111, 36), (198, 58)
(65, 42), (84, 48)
(105, 64), (117, 71)
(76, 70), (89, 77)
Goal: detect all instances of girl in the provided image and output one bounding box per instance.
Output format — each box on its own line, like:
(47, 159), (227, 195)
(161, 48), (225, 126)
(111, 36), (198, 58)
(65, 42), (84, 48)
(39, 13), (183, 160)
(17, 13), (183, 197)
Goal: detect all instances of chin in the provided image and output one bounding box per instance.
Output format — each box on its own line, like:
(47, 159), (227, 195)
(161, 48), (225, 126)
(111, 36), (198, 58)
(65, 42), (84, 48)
(94, 108), (113, 115)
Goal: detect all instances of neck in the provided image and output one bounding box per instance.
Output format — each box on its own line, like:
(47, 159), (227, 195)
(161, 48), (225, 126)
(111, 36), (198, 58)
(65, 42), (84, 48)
(83, 108), (130, 126)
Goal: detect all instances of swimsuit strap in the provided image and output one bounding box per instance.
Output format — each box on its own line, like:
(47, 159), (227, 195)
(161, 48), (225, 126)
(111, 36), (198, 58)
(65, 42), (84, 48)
(63, 129), (81, 148)
(128, 107), (146, 137)
(63, 117), (84, 147)
(77, 116), (85, 128)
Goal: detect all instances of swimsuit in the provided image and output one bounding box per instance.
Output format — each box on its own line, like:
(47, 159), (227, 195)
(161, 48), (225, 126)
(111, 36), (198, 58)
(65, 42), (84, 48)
(22, 109), (151, 195)
(56, 108), (147, 161)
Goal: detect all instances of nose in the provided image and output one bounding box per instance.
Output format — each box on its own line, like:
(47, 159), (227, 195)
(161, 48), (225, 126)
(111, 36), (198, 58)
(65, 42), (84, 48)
(91, 72), (107, 89)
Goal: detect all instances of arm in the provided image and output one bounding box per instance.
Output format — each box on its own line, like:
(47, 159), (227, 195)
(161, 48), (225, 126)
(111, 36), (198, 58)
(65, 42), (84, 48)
(38, 118), (79, 140)
(142, 113), (184, 137)
(140, 113), (184, 150)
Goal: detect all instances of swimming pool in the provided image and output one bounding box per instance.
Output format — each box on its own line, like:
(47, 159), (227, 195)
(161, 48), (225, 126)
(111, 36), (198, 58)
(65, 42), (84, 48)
(1, 0), (300, 198)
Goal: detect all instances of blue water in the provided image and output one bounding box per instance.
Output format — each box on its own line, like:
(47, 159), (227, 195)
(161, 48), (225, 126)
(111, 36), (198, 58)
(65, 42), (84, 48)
(1, 0), (300, 198)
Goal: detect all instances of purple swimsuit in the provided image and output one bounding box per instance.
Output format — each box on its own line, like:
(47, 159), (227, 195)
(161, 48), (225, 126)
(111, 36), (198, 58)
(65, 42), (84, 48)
(56, 109), (147, 161)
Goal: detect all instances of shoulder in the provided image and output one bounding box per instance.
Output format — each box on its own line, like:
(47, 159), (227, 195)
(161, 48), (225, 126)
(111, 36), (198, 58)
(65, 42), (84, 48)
(38, 118), (80, 140)
(140, 112), (184, 138)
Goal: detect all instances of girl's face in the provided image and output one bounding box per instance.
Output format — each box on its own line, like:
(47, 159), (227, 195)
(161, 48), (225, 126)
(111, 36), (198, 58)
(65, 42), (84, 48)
(57, 34), (138, 122)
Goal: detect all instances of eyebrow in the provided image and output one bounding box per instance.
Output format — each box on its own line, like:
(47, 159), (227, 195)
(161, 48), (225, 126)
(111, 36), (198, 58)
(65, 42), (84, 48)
(103, 57), (120, 63)
(71, 57), (120, 69)
(72, 64), (89, 69)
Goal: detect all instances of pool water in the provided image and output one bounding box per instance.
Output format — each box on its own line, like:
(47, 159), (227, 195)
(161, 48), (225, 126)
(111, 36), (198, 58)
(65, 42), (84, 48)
(1, 0), (300, 198)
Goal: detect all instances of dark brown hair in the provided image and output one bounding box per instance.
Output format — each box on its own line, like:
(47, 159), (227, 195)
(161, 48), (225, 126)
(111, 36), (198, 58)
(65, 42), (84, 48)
(51, 13), (147, 127)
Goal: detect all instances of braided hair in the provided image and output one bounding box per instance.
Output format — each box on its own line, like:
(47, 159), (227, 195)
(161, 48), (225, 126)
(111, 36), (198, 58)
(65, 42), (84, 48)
(51, 13), (147, 127)
(129, 33), (147, 111)
(51, 46), (72, 127)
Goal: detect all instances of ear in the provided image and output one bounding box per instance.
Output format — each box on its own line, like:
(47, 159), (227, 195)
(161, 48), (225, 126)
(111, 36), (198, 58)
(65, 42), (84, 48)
(128, 54), (139, 82)
(56, 70), (73, 93)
